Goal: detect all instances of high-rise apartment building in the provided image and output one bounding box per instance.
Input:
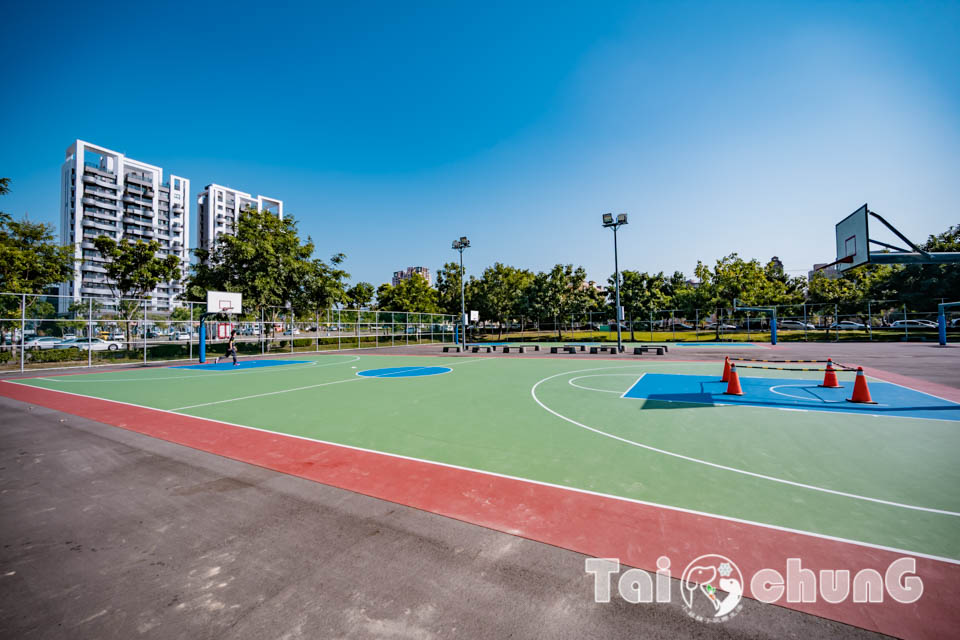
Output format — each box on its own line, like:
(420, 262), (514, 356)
(392, 266), (432, 287)
(58, 140), (190, 313)
(196, 184), (283, 252)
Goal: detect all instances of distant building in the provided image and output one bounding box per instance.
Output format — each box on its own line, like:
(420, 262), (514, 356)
(584, 280), (607, 294)
(197, 184), (282, 252)
(58, 140), (190, 314)
(770, 256), (784, 271)
(392, 266), (431, 287)
(809, 263), (841, 280)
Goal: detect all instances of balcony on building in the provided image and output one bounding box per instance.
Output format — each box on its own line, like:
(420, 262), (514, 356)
(83, 163), (115, 179)
(125, 173), (153, 187)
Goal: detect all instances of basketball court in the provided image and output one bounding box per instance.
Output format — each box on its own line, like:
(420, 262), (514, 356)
(2, 210), (958, 638)
(3, 343), (960, 638)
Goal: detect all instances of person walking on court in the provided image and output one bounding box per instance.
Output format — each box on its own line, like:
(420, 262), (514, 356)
(216, 330), (239, 366)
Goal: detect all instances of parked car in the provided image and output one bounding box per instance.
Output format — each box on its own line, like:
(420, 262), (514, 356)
(282, 328), (301, 335)
(890, 319), (938, 329)
(56, 337), (121, 351)
(829, 321), (866, 330)
(23, 336), (64, 350)
(779, 320), (815, 330)
(169, 331), (192, 341)
(952, 318), (960, 328)
(665, 322), (694, 330)
(703, 322), (737, 330)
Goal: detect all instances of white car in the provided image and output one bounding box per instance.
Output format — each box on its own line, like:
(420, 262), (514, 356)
(890, 319), (938, 329)
(169, 331), (192, 341)
(704, 322), (737, 330)
(829, 321), (866, 330)
(23, 336), (65, 350)
(778, 320), (815, 330)
(57, 337), (121, 351)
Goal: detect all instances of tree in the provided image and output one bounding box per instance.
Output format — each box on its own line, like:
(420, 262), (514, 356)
(376, 274), (438, 312)
(477, 263), (530, 339)
(293, 254), (349, 315)
(869, 224), (960, 309)
(0, 178), (75, 318)
(531, 264), (590, 338)
(345, 282), (375, 309)
(92, 236), (180, 343)
(693, 254), (775, 338)
(435, 261), (464, 316)
(186, 207), (317, 323)
(613, 271), (671, 340)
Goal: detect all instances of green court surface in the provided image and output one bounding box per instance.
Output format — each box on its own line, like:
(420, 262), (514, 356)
(14, 353), (960, 561)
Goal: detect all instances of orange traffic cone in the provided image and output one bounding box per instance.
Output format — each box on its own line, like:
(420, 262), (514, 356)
(846, 367), (877, 404)
(819, 359), (841, 388)
(724, 363), (744, 395)
(721, 356), (731, 382)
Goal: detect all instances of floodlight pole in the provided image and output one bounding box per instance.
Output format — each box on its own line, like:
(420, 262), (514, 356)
(603, 214), (627, 353)
(452, 237), (470, 348)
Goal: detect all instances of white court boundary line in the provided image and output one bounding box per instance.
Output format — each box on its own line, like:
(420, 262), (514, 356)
(41, 356), (360, 383)
(356, 366), (453, 378)
(768, 383), (884, 406)
(531, 365), (960, 518)
(3, 376), (959, 566)
(568, 374), (637, 394)
(170, 358), (488, 410)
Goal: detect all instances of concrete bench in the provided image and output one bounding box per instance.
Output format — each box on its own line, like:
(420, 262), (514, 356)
(501, 346), (524, 353)
(589, 346), (619, 354)
(634, 345), (666, 356)
(550, 346), (578, 355)
(471, 345), (493, 353)
(442, 346), (462, 353)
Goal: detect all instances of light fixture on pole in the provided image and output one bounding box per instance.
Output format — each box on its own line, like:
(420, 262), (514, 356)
(452, 236), (470, 348)
(602, 213), (628, 353)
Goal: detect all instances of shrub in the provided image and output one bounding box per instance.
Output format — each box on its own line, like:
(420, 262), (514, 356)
(29, 348), (84, 363)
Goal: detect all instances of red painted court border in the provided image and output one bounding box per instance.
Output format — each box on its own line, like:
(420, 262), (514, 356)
(2, 381), (957, 638)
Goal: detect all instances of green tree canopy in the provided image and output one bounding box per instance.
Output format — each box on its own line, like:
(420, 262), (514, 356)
(477, 263), (532, 339)
(435, 261), (465, 316)
(345, 281), (375, 309)
(0, 178), (75, 315)
(92, 236), (181, 340)
(186, 207), (325, 320)
(376, 274), (438, 312)
(612, 271), (671, 339)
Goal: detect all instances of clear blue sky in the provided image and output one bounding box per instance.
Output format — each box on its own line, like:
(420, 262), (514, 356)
(2, 1), (958, 286)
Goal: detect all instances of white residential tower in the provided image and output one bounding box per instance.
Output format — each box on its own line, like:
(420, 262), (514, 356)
(196, 184), (283, 252)
(58, 140), (190, 313)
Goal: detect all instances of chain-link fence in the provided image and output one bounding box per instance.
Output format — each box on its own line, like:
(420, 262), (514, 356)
(467, 300), (958, 344)
(0, 292), (456, 372)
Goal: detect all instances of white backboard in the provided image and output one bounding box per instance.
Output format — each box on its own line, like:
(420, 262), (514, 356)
(835, 204), (869, 272)
(206, 290), (242, 314)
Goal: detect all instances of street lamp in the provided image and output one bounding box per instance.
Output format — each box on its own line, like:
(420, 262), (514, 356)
(602, 213), (628, 353)
(452, 236), (470, 348)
